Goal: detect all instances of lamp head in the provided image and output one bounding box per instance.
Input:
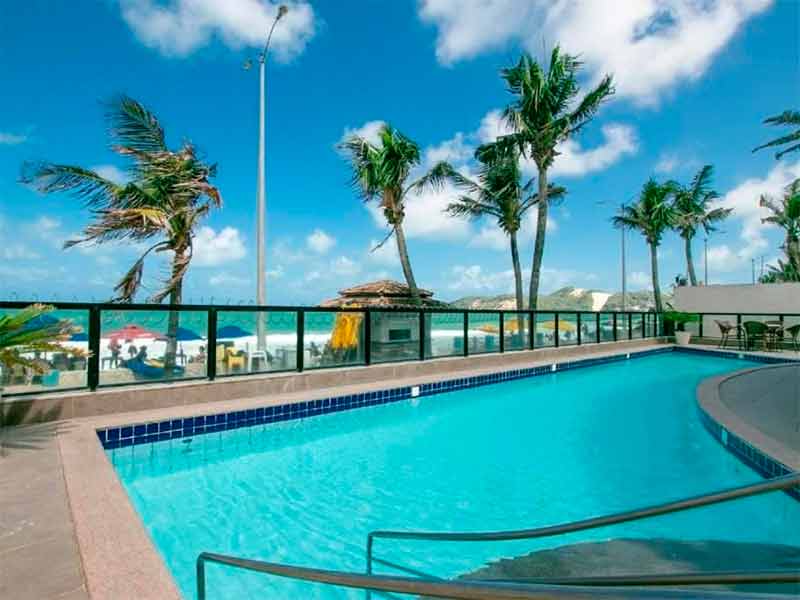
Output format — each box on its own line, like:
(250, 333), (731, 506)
(277, 5), (288, 19)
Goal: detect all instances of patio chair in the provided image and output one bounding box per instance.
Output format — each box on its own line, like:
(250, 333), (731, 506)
(742, 321), (769, 351)
(715, 320), (743, 349)
(785, 324), (800, 352)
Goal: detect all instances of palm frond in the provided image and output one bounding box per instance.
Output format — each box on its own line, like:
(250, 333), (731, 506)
(108, 95), (166, 153)
(20, 162), (123, 210)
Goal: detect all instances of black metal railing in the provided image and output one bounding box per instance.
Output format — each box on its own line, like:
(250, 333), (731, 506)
(0, 300), (669, 396)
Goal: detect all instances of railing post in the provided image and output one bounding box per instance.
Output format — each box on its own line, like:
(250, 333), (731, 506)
(576, 313), (582, 345)
(364, 308), (371, 366)
(613, 313), (618, 342)
(554, 312), (560, 348)
(463, 311), (469, 357)
(698, 313), (704, 339)
(596, 313), (601, 344)
(207, 308), (217, 381)
(197, 556), (206, 600)
(418, 309), (425, 360)
(499, 312), (505, 353)
(297, 310), (305, 372)
(87, 306), (101, 391)
(529, 311), (535, 350)
(628, 313), (633, 340)
(736, 314), (742, 345)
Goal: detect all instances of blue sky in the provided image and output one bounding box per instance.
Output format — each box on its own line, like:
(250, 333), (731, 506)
(1, 0), (798, 304)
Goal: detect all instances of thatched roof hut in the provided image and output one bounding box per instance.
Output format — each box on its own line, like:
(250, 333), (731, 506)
(320, 279), (445, 309)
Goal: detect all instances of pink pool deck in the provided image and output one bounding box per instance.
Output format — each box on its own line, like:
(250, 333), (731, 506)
(1, 339), (791, 600)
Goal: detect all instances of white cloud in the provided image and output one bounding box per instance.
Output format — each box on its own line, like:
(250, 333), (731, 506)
(477, 109), (514, 144)
(418, 0), (770, 104)
(209, 272), (249, 287)
(469, 211), (557, 251)
(330, 256), (361, 277)
(192, 226), (246, 266)
(267, 265), (285, 279)
(0, 132), (27, 145)
(93, 164), (128, 184)
(119, 0), (316, 60)
(628, 270), (652, 290)
(424, 132), (473, 166)
(448, 265), (515, 292)
(306, 228), (336, 254)
(712, 159), (800, 266)
(341, 120), (385, 147)
(549, 124), (638, 177)
(2, 244), (40, 260)
(654, 153), (680, 174)
(367, 238), (399, 266)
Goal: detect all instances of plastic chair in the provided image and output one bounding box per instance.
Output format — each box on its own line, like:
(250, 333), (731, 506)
(742, 321), (769, 351)
(715, 320), (743, 349)
(785, 324), (800, 352)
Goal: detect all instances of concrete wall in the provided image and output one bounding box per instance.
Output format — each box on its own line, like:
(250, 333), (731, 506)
(674, 283), (800, 314)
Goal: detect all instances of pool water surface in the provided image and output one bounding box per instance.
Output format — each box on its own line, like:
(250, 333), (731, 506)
(109, 352), (800, 599)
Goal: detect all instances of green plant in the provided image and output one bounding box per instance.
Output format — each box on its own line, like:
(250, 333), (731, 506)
(0, 304), (86, 376)
(613, 179), (677, 314)
(445, 141), (565, 311)
(753, 109), (800, 159)
(760, 178), (800, 275)
(499, 47), (614, 310)
(339, 124), (453, 304)
(664, 310), (699, 332)
(672, 165), (731, 286)
(22, 96), (221, 372)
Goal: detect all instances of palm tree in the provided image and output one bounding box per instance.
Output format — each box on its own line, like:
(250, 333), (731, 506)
(340, 124), (452, 304)
(760, 178), (800, 274)
(613, 180), (677, 314)
(501, 48), (614, 310)
(445, 142), (565, 311)
(753, 110), (800, 159)
(672, 165), (731, 286)
(22, 96), (221, 373)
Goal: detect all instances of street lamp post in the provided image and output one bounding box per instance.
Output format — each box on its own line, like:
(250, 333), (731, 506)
(620, 203), (627, 312)
(704, 236), (708, 285)
(254, 5), (287, 351)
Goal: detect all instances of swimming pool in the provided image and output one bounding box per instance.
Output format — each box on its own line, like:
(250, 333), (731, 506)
(109, 350), (800, 599)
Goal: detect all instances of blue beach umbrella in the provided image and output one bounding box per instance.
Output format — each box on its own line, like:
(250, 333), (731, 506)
(69, 332), (89, 341)
(216, 325), (252, 339)
(157, 326), (203, 341)
(22, 313), (59, 331)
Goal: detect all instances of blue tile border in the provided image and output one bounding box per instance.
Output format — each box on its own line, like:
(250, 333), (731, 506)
(97, 345), (799, 452)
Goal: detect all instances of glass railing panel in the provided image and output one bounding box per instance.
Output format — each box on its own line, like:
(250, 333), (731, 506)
(426, 312), (464, 358)
(304, 310), (365, 368)
(581, 313), (598, 344)
(534, 312), (556, 348)
(216, 310), (297, 375)
(468, 312), (500, 354)
(557, 313), (578, 346)
(631, 313), (644, 339)
(503, 312), (530, 352)
(370, 311), (420, 364)
(616, 313), (630, 340)
(599, 313), (615, 342)
(0, 307), (89, 398)
(98, 308), (208, 386)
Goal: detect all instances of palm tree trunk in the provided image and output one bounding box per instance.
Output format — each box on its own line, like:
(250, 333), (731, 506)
(684, 235), (697, 286)
(394, 222), (420, 305)
(528, 168), (549, 311)
(786, 234), (800, 274)
(650, 241), (663, 314)
(509, 230), (524, 311)
(163, 253), (184, 375)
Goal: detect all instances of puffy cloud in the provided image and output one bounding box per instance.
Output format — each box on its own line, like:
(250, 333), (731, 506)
(209, 272), (249, 287)
(418, 0), (770, 104)
(119, 0), (316, 60)
(306, 228), (336, 254)
(424, 132), (473, 166)
(0, 131), (27, 145)
(2, 244), (41, 260)
(341, 120), (385, 147)
(469, 212), (557, 251)
(366, 238), (400, 267)
(549, 124), (638, 177)
(92, 164), (128, 184)
(654, 153), (680, 174)
(192, 226), (246, 266)
(628, 270), (652, 290)
(448, 264), (515, 292)
(330, 256), (361, 277)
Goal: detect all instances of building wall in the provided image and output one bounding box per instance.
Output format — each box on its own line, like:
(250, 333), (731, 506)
(674, 283), (800, 314)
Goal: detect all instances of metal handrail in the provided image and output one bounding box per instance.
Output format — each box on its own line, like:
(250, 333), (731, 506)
(196, 551), (798, 600)
(366, 473), (800, 577)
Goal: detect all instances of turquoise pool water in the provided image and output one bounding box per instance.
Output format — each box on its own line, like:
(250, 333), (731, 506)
(110, 352), (800, 599)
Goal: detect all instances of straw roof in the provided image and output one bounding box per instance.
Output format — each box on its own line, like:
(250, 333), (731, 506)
(320, 279), (445, 308)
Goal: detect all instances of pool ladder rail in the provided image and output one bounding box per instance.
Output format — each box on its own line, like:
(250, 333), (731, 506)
(196, 472), (800, 600)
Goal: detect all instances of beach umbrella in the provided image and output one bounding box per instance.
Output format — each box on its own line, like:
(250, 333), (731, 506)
(69, 332), (89, 342)
(216, 325), (252, 339)
(106, 324), (162, 341)
(537, 320), (577, 332)
(21, 313), (60, 331)
(330, 313), (362, 350)
(157, 326), (203, 341)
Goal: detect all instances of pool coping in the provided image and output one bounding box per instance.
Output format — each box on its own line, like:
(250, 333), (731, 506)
(696, 365), (800, 498)
(56, 341), (797, 599)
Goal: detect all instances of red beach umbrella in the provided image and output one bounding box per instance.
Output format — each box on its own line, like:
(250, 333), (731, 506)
(106, 324), (162, 342)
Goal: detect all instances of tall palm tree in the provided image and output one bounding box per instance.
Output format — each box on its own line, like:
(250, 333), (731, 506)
(613, 180), (676, 314)
(501, 47), (614, 309)
(22, 96), (221, 373)
(753, 110), (800, 159)
(672, 165), (731, 286)
(760, 178), (800, 274)
(340, 124), (452, 304)
(445, 142), (565, 311)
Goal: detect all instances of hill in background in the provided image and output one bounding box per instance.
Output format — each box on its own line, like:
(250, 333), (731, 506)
(449, 286), (669, 312)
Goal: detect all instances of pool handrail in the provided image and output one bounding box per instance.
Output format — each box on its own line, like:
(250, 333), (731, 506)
(365, 472), (800, 580)
(195, 551), (799, 600)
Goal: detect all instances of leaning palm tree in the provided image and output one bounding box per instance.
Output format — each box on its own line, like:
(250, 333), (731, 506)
(501, 48), (614, 309)
(613, 180), (677, 314)
(22, 96), (221, 373)
(445, 142), (565, 311)
(753, 110), (800, 159)
(339, 124), (452, 304)
(672, 165), (731, 286)
(760, 178), (800, 274)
